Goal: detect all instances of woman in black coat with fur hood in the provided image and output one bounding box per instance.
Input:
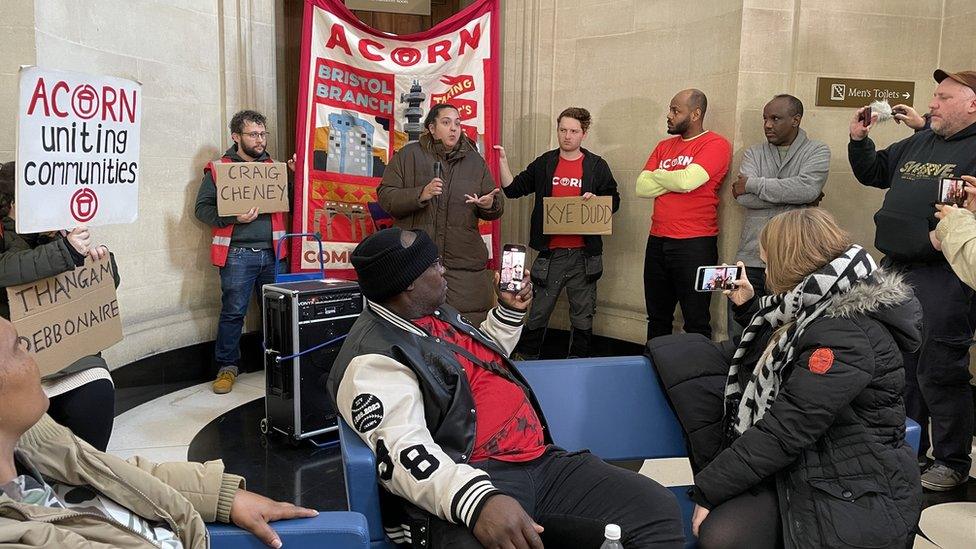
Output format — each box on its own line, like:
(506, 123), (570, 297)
(691, 208), (923, 549)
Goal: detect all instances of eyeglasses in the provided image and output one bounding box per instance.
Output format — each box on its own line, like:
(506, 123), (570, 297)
(241, 131), (270, 140)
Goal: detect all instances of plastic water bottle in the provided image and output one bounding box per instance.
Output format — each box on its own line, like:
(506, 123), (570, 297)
(600, 524), (623, 549)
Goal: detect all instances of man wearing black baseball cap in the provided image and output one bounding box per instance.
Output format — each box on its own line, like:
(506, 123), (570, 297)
(849, 69), (976, 491)
(327, 228), (683, 548)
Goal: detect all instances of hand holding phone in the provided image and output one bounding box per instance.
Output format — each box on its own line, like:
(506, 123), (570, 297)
(499, 244), (527, 293)
(722, 262), (755, 306)
(859, 106), (873, 127)
(695, 265), (743, 292)
(939, 177), (968, 207)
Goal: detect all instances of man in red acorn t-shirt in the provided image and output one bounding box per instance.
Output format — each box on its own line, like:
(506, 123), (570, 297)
(495, 107), (620, 359)
(636, 89), (731, 341)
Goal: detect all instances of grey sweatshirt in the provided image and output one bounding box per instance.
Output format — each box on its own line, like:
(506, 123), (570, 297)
(735, 128), (830, 267)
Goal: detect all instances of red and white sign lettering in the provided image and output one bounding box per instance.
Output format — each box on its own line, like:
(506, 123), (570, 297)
(16, 67), (142, 233)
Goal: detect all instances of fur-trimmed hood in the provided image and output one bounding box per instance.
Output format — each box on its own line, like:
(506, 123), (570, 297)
(825, 269), (922, 353)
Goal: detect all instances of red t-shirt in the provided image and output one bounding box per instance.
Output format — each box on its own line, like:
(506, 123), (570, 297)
(411, 315), (547, 463)
(548, 155), (585, 249)
(642, 131), (731, 238)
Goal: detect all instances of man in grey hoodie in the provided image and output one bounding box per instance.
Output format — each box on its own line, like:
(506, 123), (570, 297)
(729, 95), (830, 339)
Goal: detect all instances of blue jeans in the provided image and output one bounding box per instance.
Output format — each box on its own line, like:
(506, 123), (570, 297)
(216, 247), (281, 372)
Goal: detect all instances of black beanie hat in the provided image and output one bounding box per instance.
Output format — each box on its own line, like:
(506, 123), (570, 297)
(351, 228), (439, 302)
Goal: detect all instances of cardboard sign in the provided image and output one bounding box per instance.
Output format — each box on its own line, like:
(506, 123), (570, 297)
(542, 195), (613, 235)
(213, 162), (290, 216)
(16, 66), (142, 233)
(7, 256), (122, 377)
(815, 77), (915, 108)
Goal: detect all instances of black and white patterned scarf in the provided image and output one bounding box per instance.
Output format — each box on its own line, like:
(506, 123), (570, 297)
(724, 244), (876, 436)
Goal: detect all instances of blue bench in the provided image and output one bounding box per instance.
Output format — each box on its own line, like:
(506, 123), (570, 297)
(208, 511), (369, 548)
(339, 355), (922, 548)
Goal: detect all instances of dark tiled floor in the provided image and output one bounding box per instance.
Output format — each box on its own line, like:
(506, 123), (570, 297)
(187, 398), (348, 511)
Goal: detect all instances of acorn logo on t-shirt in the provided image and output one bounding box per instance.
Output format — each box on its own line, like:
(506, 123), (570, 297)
(552, 176), (581, 188)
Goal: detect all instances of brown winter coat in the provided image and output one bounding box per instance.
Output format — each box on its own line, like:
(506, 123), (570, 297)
(377, 134), (503, 318)
(0, 415), (243, 548)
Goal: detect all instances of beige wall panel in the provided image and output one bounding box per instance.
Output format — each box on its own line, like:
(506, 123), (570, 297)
(0, 1), (281, 367)
(939, 14), (976, 71)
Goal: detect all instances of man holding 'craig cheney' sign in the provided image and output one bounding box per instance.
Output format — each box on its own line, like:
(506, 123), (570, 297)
(496, 107), (620, 359)
(194, 110), (293, 395)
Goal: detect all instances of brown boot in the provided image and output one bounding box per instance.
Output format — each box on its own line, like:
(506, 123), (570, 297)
(212, 371), (237, 394)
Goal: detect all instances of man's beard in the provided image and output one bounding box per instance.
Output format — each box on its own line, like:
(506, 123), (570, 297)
(667, 119), (689, 135)
(240, 142), (265, 159)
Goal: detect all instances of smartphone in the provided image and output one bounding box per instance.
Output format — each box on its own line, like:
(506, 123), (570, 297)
(695, 265), (743, 292)
(433, 161), (444, 180)
(939, 177), (968, 207)
(499, 244), (527, 292)
(859, 106), (872, 127)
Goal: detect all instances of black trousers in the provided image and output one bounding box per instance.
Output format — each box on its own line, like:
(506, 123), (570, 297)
(644, 235), (718, 341)
(46, 378), (115, 451)
(417, 448), (684, 548)
(891, 259), (975, 474)
(698, 482), (782, 549)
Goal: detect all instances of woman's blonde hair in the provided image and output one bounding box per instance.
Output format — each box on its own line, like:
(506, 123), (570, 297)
(760, 208), (853, 294)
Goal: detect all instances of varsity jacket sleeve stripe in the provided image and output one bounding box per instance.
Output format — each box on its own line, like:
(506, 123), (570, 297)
(336, 354), (501, 528)
(481, 304), (525, 355)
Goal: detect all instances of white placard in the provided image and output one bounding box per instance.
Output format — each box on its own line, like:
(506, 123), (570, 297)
(15, 66), (142, 233)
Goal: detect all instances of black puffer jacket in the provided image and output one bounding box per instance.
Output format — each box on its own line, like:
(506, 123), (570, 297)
(663, 270), (923, 548)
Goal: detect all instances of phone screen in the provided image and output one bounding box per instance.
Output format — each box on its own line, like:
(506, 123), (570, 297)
(696, 265), (742, 292)
(499, 244), (527, 292)
(939, 177), (967, 207)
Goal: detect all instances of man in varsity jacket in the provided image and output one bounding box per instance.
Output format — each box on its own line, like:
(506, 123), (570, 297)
(327, 228), (683, 549)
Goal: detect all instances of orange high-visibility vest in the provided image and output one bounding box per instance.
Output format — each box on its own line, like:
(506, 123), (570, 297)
(204, 157), (287, 267)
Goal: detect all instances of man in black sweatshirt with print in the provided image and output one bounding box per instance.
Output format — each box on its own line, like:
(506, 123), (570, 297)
(849, 69), (976, 491)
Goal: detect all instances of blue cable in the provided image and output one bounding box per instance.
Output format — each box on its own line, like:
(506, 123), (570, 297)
(273, 334), (348, 363)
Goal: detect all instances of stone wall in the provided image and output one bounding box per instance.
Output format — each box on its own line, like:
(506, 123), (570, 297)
(500, 0), (967, 344)
(1, 1), (280, 367)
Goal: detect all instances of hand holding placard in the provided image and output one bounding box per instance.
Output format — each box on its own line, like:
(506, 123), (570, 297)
(66, 227), (92, 256)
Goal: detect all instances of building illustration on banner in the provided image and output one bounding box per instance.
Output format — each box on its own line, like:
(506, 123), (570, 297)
(327, 111), (375, 177)
(313, 105), (390, 177)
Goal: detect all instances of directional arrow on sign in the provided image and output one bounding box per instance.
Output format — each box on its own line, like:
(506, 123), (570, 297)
(903, 92), (911, 99)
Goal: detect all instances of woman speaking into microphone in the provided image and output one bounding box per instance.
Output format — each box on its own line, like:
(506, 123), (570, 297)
(377, 103), (502, 324)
